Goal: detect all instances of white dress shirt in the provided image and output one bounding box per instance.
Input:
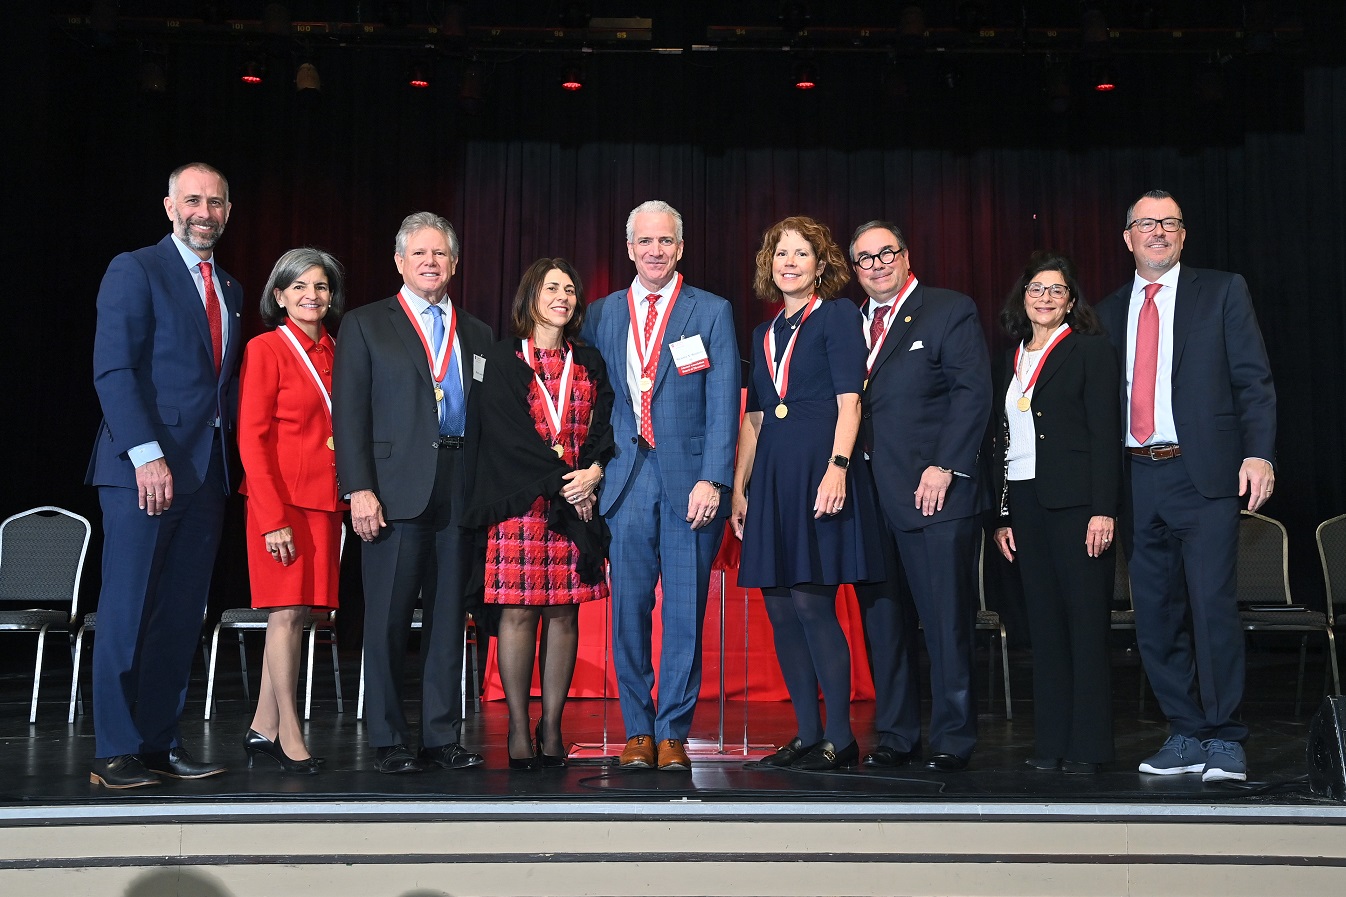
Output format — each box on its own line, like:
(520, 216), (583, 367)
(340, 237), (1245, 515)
(625, 276), (675, 432)
(1123, 263), (1182, 447)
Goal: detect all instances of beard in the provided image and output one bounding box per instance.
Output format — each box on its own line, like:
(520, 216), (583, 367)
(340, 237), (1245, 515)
(174, 211), (226, 252)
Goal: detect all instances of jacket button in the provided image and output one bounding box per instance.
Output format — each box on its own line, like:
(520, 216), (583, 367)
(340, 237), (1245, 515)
(1039, 434), (1045, 440)
(1035, 411), (1042, 417)
(631, 437), (638, 444)
(431, 442), (441, 449)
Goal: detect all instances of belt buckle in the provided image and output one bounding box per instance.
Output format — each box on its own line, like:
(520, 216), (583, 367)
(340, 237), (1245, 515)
(1147, 443), (1174, 460)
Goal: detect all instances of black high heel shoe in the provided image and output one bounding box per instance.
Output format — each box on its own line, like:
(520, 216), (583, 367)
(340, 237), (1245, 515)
(535, 721), (567, 768)
(243, 729), (320, 775)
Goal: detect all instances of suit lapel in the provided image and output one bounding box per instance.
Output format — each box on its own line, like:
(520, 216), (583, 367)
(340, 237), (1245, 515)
(1171, 267), (1200, 375)
(1031, 332), (1076, 394)
(654, 284), (695, 392)
(454, 306), (478, 402)
(387, 298), (435, 389)
(158, 237), (215, 368)
(605, 293), (634, 408)
(870, 286), (922, 379)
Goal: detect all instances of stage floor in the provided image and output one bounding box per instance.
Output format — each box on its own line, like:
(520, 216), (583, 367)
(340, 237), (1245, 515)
(1, 644), (1338, 810)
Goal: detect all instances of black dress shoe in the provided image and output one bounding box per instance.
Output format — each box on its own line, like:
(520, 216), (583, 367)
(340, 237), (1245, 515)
(375, 744), (428, 774)
(756, 737), (817, 768)
(534, 721), (567, 768)
(791, 739), (860, 771)
(90, 755), (161, 789)
(924, 752), (970, 772)
(420, 743), (485, 770)
(1062, 759), (1101, 775)
(140, 747), (226, 780)
(1024, 756), (1060, 771)
(243, 729), (320, 775)
(863, 746), (917, 768)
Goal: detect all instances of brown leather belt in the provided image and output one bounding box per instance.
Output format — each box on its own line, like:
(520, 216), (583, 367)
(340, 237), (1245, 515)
(1128, 444), (1182, 460)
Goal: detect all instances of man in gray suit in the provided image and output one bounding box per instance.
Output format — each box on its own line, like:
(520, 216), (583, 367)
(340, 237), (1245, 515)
(333, 212), (493, 774)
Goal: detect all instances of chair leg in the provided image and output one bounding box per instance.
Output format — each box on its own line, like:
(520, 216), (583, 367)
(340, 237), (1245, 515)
(999, 625), (1012, 721)
(1328, 630), (1342, 697)
(330, 631), (344, 713)
(237, 632), (251, 706)
(68, 627), (86, 724)
(356, 647), (365, 720)
(303, 622), (317, 721)
(204, 623), (224, 720)
(471, 635), (480, 712)
(461, 628), (468, 718)
(1295, 634), (1308, 716)
(30, 625), (50, 724)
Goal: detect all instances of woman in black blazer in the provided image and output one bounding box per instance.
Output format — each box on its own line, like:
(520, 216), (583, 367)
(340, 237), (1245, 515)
(992, 251), (1121, 774)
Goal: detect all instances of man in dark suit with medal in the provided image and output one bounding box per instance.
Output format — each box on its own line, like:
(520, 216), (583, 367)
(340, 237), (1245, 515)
(849, 220), (992, 772)
(333, 212), (493, 774)
(87, 163), (241, 788)
(1096, 190), (1276, 783)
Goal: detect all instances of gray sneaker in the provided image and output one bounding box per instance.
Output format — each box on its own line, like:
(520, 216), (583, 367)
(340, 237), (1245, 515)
(1200, 739), (1247, 783)
(1138, 734), (1207, 775)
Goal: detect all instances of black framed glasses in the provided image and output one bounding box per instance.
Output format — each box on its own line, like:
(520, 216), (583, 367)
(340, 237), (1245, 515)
(853, 247), (905, 270)
(1025, 283), (1070, 299)
(1127, 217), (1184, 233)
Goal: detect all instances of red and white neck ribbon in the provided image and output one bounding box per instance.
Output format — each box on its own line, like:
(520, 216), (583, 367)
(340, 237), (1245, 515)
(277, 324), (333, 429)
(626, 272), (684, 377)
(397, 291), (455, 386)
(1013, 323), (1073, 402)
(866, 273), (918, 376)
(522, 338), (574, 449)
(763, 296), (821, 402)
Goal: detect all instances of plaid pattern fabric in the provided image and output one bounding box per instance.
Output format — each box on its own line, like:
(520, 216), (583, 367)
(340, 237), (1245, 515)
(484, 347), (609, 606)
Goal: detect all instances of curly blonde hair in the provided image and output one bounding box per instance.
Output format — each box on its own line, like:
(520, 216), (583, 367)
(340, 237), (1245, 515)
(752, 216), (851, 303)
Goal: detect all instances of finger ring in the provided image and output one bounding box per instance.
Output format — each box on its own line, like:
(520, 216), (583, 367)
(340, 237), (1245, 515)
(147, 493), (156, 497)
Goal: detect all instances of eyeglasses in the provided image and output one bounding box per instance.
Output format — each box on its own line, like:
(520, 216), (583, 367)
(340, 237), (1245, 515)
(1127, 217), (1184, 234)
(1025, 283), (1070, 299)
(853, 247), (905, 270)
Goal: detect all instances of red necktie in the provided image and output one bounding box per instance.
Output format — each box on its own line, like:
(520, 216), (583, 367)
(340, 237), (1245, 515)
(869, 304), (890, 348)
(639, 294), (660, 447)
(200, 260), (223, 376)
(1130, 282), (1162, 444)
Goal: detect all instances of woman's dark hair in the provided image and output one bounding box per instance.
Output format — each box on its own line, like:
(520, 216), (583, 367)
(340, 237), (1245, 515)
(999, 250), (1101, 342)
(509, 258), (586, 341)
(752, 216), (851, 303)
(259, 247), (345, 328)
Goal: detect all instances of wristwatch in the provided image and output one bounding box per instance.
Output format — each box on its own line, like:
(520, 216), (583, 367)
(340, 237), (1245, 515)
(708, 481), (730, 491)
(829, 455), (850, 470)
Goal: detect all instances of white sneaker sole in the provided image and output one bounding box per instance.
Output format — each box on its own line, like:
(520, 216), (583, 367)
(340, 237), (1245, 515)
(1201, 767), (1247, 782)
(1138, 761), (1205, 775)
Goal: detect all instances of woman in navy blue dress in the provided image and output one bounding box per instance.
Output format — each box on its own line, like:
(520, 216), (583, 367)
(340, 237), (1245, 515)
(731, 216), (883, 771)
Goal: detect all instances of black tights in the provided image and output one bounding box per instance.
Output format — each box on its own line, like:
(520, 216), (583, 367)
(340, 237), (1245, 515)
(494, 605), (579, 759)
(762, 583), (854, 747)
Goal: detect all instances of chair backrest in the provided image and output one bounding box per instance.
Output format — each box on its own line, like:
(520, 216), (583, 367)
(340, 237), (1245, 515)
(1236, 509), (1291, 606)
(1113, 548), (1133, 609)
(1316, 514), (1346, 626)
(0, 506), (91, 620)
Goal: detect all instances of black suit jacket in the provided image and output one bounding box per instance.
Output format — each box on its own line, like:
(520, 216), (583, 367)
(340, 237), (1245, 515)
(861, 284), (993, 530)
(332, 295), (494, 523)
(991, 331), (1122, 521)
(1095, 266), (1276, 499)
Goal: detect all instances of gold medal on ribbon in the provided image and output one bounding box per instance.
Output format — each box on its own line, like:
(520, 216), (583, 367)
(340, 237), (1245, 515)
(434, 386), (444, 402)
(1016, 396), (1031, 412)
(863, 378), (868, 391)
(553, 444), (565, 458)
(326, 436), (335, 450)
(638, 376), (653, 392)
(775, 403), (788, 419)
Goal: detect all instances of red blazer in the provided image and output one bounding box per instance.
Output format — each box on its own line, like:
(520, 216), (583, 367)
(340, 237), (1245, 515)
(239, 327), (346, 535)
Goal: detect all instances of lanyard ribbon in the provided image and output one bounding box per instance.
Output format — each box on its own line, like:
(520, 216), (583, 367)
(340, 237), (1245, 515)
(276, 324), (333, 425)
(1013, 324), (1072, 408)
(763, 296), (821, 402)
(866, 274), (918, 376)
(396, 292), (456, 386)
(626, 272), (684, 378)
(522, 338), (574, 452)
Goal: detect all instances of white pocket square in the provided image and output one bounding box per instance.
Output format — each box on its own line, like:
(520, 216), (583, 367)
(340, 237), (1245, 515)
(909, 340), (925, 351)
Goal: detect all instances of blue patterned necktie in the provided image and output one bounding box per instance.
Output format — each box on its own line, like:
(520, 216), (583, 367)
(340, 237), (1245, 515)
(427, 304), (466, 436)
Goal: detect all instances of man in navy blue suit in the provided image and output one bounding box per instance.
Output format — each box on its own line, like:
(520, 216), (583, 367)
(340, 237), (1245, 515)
(850, 220), (992, 773)
(87, 163), (243, 788)
(580, 201), (739, 771)
(1097, 189), (1276, 783)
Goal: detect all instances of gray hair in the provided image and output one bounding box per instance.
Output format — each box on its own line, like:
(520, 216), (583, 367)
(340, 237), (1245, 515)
(625, 200), (684, 243)
(168, 162), (230, 203)
(396, 212), (460, 260)
(259, 247), (346, 327)
(1125, 189), (1181, 228)
(849, 220), (908, 260)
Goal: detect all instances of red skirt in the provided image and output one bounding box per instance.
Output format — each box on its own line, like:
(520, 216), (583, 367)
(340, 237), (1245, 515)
(246, 500), (343, 609)
(485, 496), (608, 607)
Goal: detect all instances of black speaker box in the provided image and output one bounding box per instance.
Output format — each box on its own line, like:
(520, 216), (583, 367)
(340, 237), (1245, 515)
(1307, 695), (1346, 801)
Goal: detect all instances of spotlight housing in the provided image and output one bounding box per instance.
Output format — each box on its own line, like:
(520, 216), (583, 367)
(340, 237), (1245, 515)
(793, 63), (817, 90)
(240, 61), (265, 85)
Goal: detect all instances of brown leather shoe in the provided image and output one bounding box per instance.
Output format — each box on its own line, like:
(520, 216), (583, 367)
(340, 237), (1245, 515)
(619, 735), (656, 769)
(657, 738), (691, 771)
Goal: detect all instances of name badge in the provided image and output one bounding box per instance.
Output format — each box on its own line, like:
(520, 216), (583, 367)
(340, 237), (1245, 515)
(669, 334), (710, 375)
(472, 354), (486, 381)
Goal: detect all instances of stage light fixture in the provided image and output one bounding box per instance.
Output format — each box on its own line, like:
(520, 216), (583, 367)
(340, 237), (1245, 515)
(561, 65), (584, 92)
(240, 61), (265, 85)
(460, 63), (484, 112)
(1092, 62), (1117, 92)
(262, 3), (290, 36)
(408, 64), (431, 89)
(793, 63), (817, 90)
(139, 60), (167, 95)
(295, 62), (321, 92)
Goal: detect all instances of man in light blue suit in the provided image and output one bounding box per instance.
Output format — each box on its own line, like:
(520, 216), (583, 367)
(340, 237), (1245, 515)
(86, 163), (242, 788)
(580, 201), (739, 771)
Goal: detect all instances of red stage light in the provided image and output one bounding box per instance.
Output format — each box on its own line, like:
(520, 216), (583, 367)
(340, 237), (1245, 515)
(240, 61), (264, 85)
(561, 66), (583, 91)
(1094, 80), (1115, 92)
(793, 63), (817, 91)
(409, 65), (430, 89)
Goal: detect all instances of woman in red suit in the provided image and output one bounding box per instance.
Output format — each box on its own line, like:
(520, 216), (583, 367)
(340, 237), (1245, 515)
(238, 248), (347, 774)
(465, 258), (614, 769)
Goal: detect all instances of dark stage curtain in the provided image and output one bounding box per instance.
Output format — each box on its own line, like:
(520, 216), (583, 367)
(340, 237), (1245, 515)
(9, 26), (1346, 637)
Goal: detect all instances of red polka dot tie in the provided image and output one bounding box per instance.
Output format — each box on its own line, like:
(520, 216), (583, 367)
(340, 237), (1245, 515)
(639, 294), (660, 447)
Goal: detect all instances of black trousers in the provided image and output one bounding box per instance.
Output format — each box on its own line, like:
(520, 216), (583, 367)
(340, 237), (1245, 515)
(1008, 479), (1115, 763)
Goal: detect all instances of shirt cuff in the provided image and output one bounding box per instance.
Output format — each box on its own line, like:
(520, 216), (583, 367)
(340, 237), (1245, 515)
(128, 441), (165, 468)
